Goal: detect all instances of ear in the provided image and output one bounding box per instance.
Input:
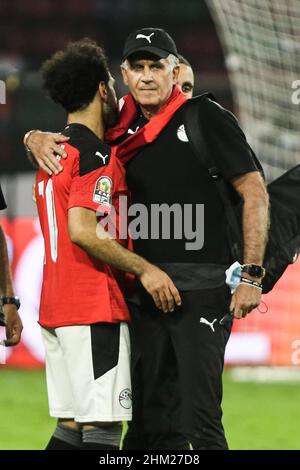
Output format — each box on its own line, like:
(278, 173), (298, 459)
(121, 67), (129, 86)
(172, 65), (180, 84)
(99, 82), (108, 100)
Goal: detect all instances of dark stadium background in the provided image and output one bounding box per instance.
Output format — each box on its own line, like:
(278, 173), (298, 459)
(0, 0), (232, 174)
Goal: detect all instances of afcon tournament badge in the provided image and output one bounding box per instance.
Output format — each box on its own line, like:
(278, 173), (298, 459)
(119, 388), (132, 409)
(93, 176), (112, 206)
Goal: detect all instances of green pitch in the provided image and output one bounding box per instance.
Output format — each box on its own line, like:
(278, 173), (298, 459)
(0, 368), (299, 450)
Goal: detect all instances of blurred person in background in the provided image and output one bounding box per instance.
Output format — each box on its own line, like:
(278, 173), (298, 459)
(177, 54), (194, 98)
(0, 184), (23, 347)
(32, 38), (181, 451)
(25, 28), (269, 450)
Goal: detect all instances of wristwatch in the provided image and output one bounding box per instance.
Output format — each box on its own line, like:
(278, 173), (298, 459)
(241, 264), (266, 279)
(1, 296), (21, 309)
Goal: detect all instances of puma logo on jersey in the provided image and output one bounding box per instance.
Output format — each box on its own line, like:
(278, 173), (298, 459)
(95, 151), (109, 165)
(136, 33), (155, 43)
(199, 317), (217, 332)
(127, 126), (140, 135)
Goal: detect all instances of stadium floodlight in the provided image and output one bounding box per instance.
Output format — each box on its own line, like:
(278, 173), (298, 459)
(207, 0), (300, 181)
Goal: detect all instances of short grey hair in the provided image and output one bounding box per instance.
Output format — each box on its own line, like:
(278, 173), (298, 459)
(167, 54), (179, 69)
(121, 54), (179, 71)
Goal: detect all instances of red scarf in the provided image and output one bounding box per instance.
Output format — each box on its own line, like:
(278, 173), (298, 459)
(105, 86), (187, 164)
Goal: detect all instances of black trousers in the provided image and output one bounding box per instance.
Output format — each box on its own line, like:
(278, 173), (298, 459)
(123, 285), (233, 450)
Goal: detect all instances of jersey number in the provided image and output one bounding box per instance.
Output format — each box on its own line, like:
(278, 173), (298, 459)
(45, 179), (58, 262)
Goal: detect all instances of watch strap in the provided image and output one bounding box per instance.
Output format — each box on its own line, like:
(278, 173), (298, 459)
(1, 296), (21, 309)
(241, 264), (266, 278)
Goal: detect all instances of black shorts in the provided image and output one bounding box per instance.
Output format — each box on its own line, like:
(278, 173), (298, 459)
(123, 285), (233, 450)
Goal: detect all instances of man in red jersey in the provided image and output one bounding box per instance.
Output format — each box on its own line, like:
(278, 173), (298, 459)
(35, 38), (181, 451)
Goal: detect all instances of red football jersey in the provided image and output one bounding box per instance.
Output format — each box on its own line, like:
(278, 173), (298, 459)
(36, 123), (130, 328)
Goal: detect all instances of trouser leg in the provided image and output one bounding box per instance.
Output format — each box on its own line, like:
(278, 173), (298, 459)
(170, 286), (232, 450)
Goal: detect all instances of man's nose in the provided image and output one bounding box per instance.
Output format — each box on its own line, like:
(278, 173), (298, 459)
(141, 68), (154, 82)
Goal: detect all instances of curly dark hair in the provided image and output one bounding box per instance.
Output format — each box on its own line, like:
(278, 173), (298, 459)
(41, 38), (110, 113)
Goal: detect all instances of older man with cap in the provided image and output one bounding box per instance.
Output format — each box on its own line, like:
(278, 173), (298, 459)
(24, 28), (269, 450)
